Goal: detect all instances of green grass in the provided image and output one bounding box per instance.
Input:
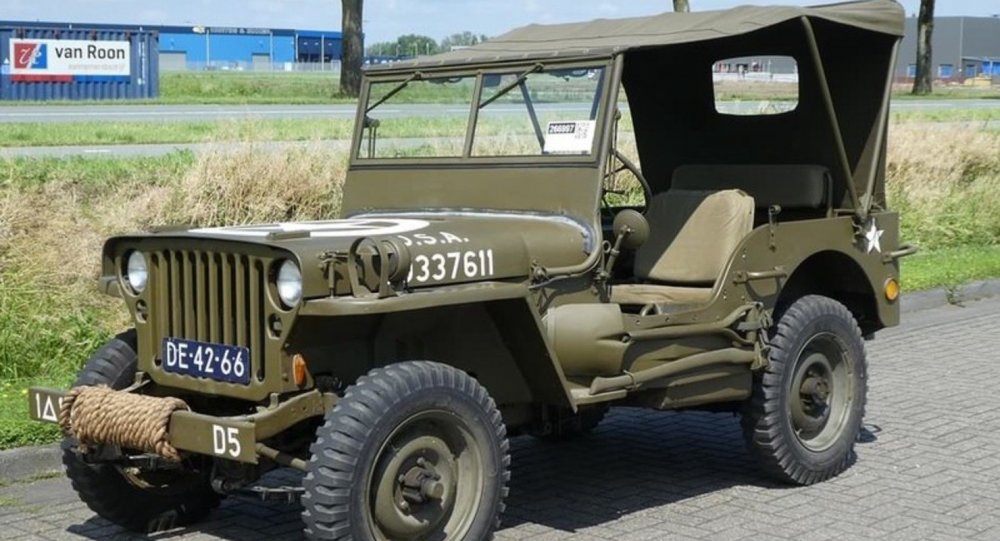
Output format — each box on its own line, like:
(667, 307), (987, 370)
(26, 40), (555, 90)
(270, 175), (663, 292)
(901, 245), (1000, 292)
(0, 377), (73, 451)
(0, 120), (356, 148)
(0, 273), (114, 383)
(1, 70), (996, 106)
(0, 71), (350, 106)
(1, 101), (996, 149)
(160, 71), (350, 104)
(891, 107), (1000, 124)
(891, 85), (1000, 100)
(0, 111), (607, 148)
(2, 152), (194, 190)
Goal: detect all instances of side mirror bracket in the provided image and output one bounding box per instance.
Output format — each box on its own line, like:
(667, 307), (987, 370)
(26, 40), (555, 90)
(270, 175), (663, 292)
(598, 210), (649, 281)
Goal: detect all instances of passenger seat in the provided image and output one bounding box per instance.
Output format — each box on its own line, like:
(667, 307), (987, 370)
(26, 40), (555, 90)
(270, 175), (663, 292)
(612, 189), (754, 307)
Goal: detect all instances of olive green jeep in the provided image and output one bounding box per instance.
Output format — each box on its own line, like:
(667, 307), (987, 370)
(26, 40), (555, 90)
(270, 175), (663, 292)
(30, 1), (914, 539)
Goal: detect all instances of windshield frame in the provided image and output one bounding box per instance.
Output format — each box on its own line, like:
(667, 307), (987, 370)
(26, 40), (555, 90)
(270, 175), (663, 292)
(349, 57), (617, 168)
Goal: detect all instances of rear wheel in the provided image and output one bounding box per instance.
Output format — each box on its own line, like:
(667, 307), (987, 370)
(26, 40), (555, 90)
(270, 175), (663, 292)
(742, 295), (868, 485)
(63, 330), (221, 533)
(302, 361), (510, 541)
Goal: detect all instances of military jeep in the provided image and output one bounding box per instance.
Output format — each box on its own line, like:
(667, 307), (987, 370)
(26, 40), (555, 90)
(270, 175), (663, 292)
(30, 1), (914, 539)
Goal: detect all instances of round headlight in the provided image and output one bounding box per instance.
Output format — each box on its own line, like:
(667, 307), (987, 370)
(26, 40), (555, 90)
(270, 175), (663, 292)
(276, 260), (303, 307)
(125, 251), (148, 293)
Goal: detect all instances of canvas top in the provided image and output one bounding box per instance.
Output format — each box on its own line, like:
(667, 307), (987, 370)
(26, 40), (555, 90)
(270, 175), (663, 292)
(369, 0), (904, 72)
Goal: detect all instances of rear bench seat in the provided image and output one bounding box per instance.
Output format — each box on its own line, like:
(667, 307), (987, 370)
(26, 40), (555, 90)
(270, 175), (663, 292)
(671, 164), (832, 225)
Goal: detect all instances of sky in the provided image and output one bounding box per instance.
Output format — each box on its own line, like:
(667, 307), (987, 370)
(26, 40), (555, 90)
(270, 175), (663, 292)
(2, 1), (998, 43)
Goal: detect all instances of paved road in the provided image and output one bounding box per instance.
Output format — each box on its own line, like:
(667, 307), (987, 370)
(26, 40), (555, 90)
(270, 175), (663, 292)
(0, 103), (597, 124)
(3, 121), (998, 159)
(1, 296), (998, 540)
(0, 140), (351, 159)
(0, 99), (997, 124)
(0, 99), (997, 159)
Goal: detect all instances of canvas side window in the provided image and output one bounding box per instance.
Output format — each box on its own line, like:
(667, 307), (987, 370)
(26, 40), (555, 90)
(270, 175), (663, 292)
(712, 56), (799, 116)
(603, 84), (645, 208)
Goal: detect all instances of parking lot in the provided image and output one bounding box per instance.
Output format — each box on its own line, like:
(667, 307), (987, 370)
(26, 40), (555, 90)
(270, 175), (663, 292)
(1, 296), (998, 540)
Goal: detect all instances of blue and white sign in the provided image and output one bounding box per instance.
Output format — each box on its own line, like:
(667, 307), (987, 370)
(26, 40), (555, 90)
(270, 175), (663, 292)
(9, 39), (131, 82)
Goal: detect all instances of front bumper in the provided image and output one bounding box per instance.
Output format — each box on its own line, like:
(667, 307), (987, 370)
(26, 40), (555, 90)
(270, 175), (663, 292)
(28, 387), (331, 465)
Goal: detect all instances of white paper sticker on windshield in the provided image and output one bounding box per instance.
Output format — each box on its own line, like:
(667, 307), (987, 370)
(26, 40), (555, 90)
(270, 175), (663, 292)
(544, 121), (596, 154)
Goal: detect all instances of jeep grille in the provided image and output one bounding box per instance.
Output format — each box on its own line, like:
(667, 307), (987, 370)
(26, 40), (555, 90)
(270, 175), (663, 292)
(149, 250), (269, 381)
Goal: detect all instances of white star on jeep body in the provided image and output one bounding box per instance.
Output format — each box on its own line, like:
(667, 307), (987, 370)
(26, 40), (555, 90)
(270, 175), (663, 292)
(864, 220), (884, 254)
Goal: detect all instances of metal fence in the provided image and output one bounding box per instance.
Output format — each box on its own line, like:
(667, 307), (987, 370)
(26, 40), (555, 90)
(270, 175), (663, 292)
(160, 60), (341, 74)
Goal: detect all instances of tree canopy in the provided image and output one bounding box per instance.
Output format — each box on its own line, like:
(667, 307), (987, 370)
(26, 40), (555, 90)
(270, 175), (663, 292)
(367, 31), (491, 57)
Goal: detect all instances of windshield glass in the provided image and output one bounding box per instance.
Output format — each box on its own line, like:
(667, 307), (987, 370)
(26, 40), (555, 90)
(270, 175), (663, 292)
(474, 66), (605, 157)
(358, 63), (608, 161)
(360, 75), (477, 159)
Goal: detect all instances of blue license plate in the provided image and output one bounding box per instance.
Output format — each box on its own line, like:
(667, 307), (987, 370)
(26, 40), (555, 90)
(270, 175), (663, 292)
(161, 338), (251, 385)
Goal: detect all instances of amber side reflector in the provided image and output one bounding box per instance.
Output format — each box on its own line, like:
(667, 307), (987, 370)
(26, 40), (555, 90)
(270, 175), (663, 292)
(293, 354), (308, 387)
(884, 278), (900, 302)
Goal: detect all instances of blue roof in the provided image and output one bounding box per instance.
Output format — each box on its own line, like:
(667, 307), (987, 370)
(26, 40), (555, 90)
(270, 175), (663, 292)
(0, 20), (340, 39)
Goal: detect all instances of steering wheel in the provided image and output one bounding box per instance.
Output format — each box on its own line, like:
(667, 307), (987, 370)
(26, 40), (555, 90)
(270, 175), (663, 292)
(602, 148), (652, 209)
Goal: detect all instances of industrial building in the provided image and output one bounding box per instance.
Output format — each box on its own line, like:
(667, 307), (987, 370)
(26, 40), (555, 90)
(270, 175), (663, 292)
(156, 25), (344, 71)
(897, 16), (1000, 80)
(0, 20), (343, 72)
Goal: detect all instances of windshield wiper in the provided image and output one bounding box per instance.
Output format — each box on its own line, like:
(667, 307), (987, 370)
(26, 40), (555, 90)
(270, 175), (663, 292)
(366, 72), (422, 113)
(478, 63), (544, 109)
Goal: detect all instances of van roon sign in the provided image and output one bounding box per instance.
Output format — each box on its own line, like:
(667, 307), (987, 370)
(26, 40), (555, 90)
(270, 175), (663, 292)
(10, 39), (131, 82)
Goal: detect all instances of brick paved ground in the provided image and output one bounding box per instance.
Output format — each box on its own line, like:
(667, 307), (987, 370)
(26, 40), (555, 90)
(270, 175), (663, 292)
(2, 297), (998, 540)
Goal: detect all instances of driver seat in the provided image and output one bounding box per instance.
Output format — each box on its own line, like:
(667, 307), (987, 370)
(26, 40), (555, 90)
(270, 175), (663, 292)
(611, 189), (754, 307)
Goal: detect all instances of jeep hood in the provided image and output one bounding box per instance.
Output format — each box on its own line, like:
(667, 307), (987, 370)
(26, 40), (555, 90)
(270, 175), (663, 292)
(105, 212), (597, 297)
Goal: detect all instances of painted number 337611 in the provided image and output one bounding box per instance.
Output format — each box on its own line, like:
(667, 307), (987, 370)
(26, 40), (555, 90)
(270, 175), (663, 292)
(408, 249), (495, 284)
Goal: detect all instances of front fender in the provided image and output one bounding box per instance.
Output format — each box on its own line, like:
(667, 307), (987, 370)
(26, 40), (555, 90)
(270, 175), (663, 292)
(297, 282), (576, 410)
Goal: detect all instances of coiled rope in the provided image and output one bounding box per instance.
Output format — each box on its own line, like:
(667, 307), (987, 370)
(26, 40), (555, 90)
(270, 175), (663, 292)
(59, 386), (190, 462)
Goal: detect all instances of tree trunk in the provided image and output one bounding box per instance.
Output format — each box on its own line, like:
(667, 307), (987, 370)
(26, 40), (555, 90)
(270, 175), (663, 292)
(340, 0), (364, 98)
(912, 0), (934, 95)
(672, 0), (690, 12)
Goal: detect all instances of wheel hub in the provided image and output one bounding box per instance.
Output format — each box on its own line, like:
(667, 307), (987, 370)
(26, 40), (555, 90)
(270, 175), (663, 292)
(787, 333), (855, 452)
(367, 412), (485, 541)
(398, 457), (446, 506)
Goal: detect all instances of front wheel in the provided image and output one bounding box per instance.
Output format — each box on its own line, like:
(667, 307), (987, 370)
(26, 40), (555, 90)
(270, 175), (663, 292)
(742, 295), (868, 485)
(302, 361), (510, 541)
(63, 330), (221, 532)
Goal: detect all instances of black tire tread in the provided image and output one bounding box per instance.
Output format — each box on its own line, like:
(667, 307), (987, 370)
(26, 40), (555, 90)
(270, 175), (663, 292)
(63, 330), (220, 533)
(742, 295), (868, 486)
(301, 361), (510, 541)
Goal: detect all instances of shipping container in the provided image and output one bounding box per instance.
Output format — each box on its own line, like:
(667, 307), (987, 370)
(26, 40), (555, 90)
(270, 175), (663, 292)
(0, 25), (159, 101)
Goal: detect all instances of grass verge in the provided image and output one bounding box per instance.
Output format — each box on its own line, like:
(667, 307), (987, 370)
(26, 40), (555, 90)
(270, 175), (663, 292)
(0, 377), (73, 450)
(0, 119), (355, 148)
(0, 113), (599, 148)
(0, 106), (994, 149)
(160, 72), (348, 104)
(901, 245), (1000, 293)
